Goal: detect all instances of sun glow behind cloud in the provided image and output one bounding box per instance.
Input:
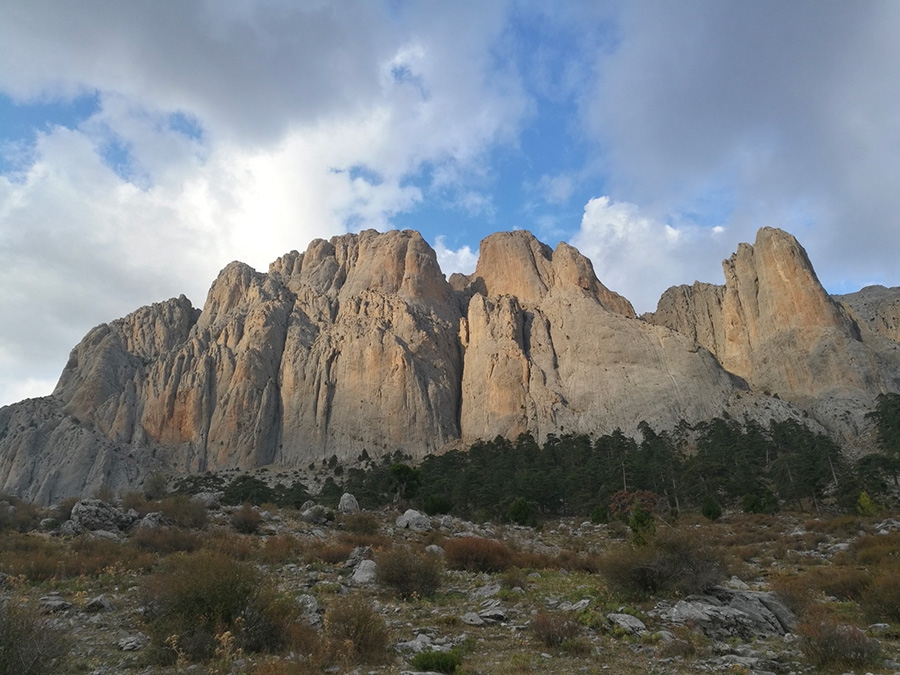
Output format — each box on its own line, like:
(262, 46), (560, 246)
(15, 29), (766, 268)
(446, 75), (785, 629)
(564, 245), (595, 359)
(2, 1), (900, 406)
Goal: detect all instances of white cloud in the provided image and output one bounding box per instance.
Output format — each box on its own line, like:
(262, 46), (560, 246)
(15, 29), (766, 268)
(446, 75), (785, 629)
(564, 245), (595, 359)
(585, 1), (900, 295)
(0, 2), (532, 406)
(572, 196), (731, 314)
(433, 236), (478, 277)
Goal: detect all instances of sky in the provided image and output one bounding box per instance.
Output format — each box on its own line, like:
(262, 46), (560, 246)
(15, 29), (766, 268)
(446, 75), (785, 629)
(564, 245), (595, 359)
(2, 1), (900, 408)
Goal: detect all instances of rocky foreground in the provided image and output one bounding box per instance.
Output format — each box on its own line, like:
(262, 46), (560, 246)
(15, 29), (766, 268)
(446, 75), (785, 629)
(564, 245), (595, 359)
(3, 227), (900, 503)
(2, 487), (900, 674)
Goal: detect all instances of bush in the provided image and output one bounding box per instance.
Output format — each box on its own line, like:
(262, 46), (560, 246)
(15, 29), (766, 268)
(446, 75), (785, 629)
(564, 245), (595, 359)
(506, 497), (535, 526)
(0, 495), (43, 533)
(158, 495), (207, 529)
(701, 495), (722, 521)
(130, 527), (202, 554)
(597, 531), (726, 600)
(304, 542), (354, 565)
(140, 550), (296, 662)
(769, 574), (816, 615)
(232, 503), (264, 534)
(530, 610), (581, 648)
(422, 494), (453, 516)
(409, 650), (462, 673)
(798, 612), (881, 668)
(861, 567), (900, 623)
(0, 601), (69, 675)
(323, 596), (389, 664)
(443, 536), (514, 573)
(809, 566), (872, 601)
(223, 474), (275, 506)
(342, 512), (380, 535)
(376, 547), (443, 599)
(590, 505), (608, 524)
(856, 490), (879, 516)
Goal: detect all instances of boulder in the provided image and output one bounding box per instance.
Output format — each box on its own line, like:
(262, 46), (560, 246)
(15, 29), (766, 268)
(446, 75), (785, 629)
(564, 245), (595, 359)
(70, 499), (135, 532)
(651, 587), (796, 640)
(396, 509), (431, 531)
(338, 492), (360, 514)
(352, 559), (377, 585)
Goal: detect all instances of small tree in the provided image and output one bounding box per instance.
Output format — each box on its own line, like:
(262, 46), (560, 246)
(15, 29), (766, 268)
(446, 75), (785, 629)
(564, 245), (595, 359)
(506, 497), (535, 526)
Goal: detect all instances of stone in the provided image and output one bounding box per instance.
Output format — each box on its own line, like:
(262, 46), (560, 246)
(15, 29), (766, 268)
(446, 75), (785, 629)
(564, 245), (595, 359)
(461, 612), (485, 626)
(472, 583), (501, 598)
(337, 492), (359, 514)
(425, 544), (444, 557)
(190, 492), (222, 509)
(136, 511), (166, 530)
(396, 509), (431, 531)
(84, 594), (115, 612)
(352, 560), (377, 585)
(301, 505), (329, 524)
(118, 634), (150, 651)
(297, 594), (321, 626)
(651, 587), (796, 640)
(70, 499), (134, 532)
(607, 613), (647, 635)
(39, 595), (72, 613)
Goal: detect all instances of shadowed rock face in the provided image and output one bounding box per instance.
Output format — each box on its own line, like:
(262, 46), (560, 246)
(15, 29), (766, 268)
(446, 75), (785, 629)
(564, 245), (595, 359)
(2, 227), (899, 503)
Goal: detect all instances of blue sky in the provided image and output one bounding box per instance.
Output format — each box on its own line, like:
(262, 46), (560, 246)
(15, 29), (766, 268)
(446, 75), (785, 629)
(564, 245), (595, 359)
(2, 1), (900, 407)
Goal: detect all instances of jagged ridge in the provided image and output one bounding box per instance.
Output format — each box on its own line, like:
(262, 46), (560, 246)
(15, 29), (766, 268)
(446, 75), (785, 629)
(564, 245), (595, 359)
(2, 227), (899, 504)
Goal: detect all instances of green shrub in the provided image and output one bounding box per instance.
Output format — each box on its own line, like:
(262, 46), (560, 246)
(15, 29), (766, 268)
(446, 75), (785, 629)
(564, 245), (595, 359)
(856, 491), (879, 516)
(0, 601), (69, 675)
(422, 494), (453, 516)
(376, 547), (443, 599)
(223, 475), (275, 506)
(140, 550), (296, 662)
(740, 491), (779, 514)
(701, 495), (722, 521)
(443, 536), (514, 573)
(506, 497), (535, 526)
(590, 505), (608, 524)
(323, 596), (389, 664)
(409, 650), (462, 673)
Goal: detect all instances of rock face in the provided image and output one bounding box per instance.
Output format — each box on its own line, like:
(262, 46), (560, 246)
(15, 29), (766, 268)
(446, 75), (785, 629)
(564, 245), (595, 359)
(1, 227), (899, 503)
(645, 228), (900, 437)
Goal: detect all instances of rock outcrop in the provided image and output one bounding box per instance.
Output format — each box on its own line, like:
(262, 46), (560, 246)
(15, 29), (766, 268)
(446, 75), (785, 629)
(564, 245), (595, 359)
(645, 228), (900, 437)
(1, 226), (899, 503)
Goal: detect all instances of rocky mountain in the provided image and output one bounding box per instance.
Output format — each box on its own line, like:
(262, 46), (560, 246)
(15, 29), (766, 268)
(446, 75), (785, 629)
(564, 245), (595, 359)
(2, 226), (899, 504)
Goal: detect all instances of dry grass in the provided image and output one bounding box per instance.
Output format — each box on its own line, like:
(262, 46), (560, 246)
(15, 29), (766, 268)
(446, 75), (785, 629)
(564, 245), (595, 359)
(443, 536), (515, 573)
(375, 547), (443, 599)
(596, 531), (726, 600)
(530, 610), (581, 648)
(798, 608), (882, 669)
(323, 595), (390, 664)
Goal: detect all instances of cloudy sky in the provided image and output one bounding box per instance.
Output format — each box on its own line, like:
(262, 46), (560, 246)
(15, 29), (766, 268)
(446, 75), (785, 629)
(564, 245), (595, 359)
(2, 1), (899, 408)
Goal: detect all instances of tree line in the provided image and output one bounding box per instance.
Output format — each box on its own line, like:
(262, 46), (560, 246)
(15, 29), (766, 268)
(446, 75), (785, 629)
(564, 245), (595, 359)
(338, 395), (900, 522)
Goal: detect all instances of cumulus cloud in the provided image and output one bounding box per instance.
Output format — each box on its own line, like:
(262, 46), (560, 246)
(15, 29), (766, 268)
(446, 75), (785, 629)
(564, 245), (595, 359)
(572, 196), (731, 314)
(0, 2), (530, 406)
(586, 0), (900, 294)
(433, 236), (479, 277)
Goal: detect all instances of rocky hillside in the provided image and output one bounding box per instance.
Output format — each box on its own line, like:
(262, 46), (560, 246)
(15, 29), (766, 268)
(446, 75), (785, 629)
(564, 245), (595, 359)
(2, 227), (899, 504)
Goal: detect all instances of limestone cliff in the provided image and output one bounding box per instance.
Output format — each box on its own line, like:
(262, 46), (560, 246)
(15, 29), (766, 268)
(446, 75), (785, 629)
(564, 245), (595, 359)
(1, 226), (897, 503)
(645, 228), (900, 437)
